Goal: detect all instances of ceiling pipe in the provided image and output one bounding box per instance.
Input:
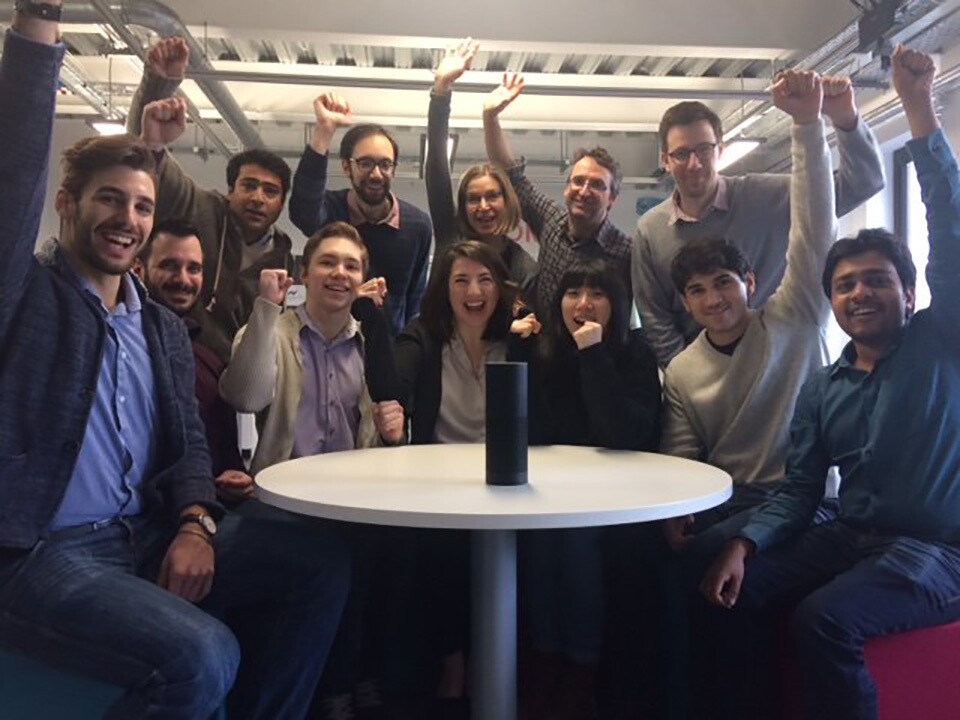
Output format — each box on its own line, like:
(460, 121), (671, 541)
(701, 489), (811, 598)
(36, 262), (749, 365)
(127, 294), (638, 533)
(62, 0), (264, 151)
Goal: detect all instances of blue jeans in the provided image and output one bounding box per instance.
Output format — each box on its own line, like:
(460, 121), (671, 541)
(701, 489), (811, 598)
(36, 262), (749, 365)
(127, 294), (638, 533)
(736, 520), (960, 720)
(0, 511), (349, 720)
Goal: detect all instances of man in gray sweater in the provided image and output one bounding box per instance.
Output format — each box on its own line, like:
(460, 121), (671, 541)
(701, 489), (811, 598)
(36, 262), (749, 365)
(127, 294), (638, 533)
(661, 70), (838, 558)
(634, 75), (884, 367)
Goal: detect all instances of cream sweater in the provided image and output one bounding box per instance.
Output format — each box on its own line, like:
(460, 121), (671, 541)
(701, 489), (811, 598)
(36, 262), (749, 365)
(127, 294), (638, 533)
(661, 120), (836, 487)
(219, 297), (379, 476)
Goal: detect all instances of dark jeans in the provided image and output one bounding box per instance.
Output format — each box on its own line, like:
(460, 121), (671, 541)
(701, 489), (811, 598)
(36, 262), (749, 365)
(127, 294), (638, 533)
(736, 520), (960, 720)
(0, 511), (350, 720)
(680, 490), (838, 720)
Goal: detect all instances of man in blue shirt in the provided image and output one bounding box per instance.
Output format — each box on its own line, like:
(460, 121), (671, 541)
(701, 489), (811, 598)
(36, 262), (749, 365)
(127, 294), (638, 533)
(0, 6), (348, 719)
(701, 46), (960, 720)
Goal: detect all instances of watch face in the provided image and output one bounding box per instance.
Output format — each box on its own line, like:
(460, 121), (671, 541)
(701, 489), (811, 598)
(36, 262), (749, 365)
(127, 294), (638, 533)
(199, 515), (218, 535)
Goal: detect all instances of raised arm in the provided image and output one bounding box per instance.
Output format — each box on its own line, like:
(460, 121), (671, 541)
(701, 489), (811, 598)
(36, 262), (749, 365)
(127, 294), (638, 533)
(894, 45), (960, 342)
(289, 92), (353, 236)
(0, 9), (64, 343)
(482, 73), (524, 170)
(822, 73), (885, 217)
(219, 270), (291, 413)
(125, 36), (188, 136)
(427, 38), (479, 251)
(766, 70), (837, 325)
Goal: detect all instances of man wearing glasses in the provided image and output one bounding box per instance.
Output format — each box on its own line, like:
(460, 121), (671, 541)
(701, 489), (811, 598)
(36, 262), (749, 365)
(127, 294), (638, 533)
(482, 74), (633, 317)
(127, 37), (298, 363)
(290, 92), (433, 335)
(633, 82), (885, 367)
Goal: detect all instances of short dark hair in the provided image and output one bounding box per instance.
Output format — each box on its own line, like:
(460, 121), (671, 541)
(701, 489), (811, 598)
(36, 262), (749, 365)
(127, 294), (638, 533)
(658, 101), (723, 152)
(547, 259), (631, 348)
(670, 237), (753, 293)
(339, 124), (399, 163)
(139, 218), (202, 264)
(61, 134), (156, 200)
(821, 228), (917, 298)
(419, 240), (518, 342)
(570, 147), (622, 196)
(301, 221), (369, 274)
(456, 164), (521, 239)
(226, 149), (292, 202)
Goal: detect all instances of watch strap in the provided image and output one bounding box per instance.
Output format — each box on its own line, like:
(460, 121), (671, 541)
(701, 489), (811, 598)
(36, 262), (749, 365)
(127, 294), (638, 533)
(14, 0), (62, 21)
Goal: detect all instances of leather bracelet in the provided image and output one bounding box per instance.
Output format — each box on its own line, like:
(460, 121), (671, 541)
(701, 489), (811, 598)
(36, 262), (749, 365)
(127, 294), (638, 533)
(13, 0), (62, 21)
(177, 527), (214, 547)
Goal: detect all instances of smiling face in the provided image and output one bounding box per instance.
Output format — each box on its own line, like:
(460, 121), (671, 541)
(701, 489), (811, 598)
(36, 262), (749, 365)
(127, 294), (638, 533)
(464, 174), (507, 238)
(302, 235), (365, 314)
(662, 119), (722, 202)
(563, 155), (617, 230)
(448, 257), (500, 333)
(227, 163), (284, 239)
(342, 133), (395, 207)
(681, 268), (755, 345)
(560, 284), (612, 338)
(144, 232), (204, 316)
(830, 250), (915, 349)
(57, 165), (156, 281)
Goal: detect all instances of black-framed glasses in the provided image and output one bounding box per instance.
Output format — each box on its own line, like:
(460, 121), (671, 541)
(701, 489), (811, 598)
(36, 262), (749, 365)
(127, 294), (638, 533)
(666, 142), (718, 164)
(350, 157), (397, 174)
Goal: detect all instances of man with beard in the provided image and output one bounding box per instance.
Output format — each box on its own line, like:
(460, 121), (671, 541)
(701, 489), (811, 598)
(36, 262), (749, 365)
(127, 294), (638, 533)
(289, 92), (433, 335)
(0, 10), (348, 717)
(138, 219), (254, 506)
(127, 37), (297, 362)
(633, 80), (884, 367)
(482, 74), (633, 317)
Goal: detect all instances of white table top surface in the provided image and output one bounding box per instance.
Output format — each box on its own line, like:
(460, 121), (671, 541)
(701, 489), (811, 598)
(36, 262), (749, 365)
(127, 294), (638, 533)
(255, 444), (732, 530)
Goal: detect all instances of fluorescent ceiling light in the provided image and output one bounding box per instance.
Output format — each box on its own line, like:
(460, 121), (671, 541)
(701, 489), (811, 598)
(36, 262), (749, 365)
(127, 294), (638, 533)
(90, 121), (127, 136)
(722, 114), (762, 142)
(717, 139), (761, 171)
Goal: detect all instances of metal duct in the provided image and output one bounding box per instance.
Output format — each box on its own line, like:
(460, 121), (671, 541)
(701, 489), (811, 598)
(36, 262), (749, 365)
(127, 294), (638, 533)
(62, 0), (264, 152)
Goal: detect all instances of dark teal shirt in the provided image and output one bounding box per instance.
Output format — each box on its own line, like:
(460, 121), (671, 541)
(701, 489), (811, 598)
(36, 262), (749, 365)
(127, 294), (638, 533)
(742, 129), (960, 550)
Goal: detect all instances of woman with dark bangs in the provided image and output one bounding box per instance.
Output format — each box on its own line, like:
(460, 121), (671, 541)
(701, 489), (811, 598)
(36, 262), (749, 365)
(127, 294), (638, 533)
(394, 240), (520, 716)
(426, 38), (538, 293)
(509, 258), (661, 720)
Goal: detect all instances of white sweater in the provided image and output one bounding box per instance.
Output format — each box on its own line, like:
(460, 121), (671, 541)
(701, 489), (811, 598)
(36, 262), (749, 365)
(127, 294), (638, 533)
(661, 120), (836, 487)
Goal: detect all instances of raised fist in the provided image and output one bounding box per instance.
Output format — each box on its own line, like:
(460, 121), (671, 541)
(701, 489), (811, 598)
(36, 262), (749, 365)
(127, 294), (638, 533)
(140, 97), (188, 149)
(258, 269), (294, 306)
(147, 37), (189, 80)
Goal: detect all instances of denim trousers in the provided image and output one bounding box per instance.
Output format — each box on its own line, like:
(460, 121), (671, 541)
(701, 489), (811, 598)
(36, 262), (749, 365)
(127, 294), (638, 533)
(736, 520), (960, 720)
(0, 510), (350, 720)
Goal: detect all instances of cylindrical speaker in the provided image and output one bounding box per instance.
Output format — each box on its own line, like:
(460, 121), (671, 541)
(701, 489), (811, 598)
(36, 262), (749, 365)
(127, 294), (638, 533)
(485, 361), (528, 486)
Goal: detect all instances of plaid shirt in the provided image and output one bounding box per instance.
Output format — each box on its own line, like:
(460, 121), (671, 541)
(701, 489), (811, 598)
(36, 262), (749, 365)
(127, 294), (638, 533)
(507, 163), (633, 314)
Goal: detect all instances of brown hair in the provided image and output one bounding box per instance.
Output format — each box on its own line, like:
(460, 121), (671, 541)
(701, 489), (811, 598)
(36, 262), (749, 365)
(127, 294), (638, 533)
(301, 221), (369, 274)
(569, 147), (622, 196)
(419, 240), (518, 342)
(658, 101), (723, 152)
(455, 164), (521, 239)
(60, 134), (156, 199)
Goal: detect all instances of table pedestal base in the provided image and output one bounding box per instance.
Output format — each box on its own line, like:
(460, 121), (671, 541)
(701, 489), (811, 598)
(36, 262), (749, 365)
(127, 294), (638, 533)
(471, 529), (517, 720)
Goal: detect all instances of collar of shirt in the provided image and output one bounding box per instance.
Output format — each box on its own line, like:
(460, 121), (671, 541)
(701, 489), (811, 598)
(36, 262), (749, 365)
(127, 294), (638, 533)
(831, 331), (908, 377)
(67, 262), (143, 317)
(347, 189), (401, 229)
(668, 176), (728, 226)
(591, 217), (630, 254)
(295, 304), (362, 348)
(246, 227), (275, 249)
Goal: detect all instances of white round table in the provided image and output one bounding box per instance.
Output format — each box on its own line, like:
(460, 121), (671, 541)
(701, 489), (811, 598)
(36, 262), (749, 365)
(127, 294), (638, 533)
(256, 444), (731, 720)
